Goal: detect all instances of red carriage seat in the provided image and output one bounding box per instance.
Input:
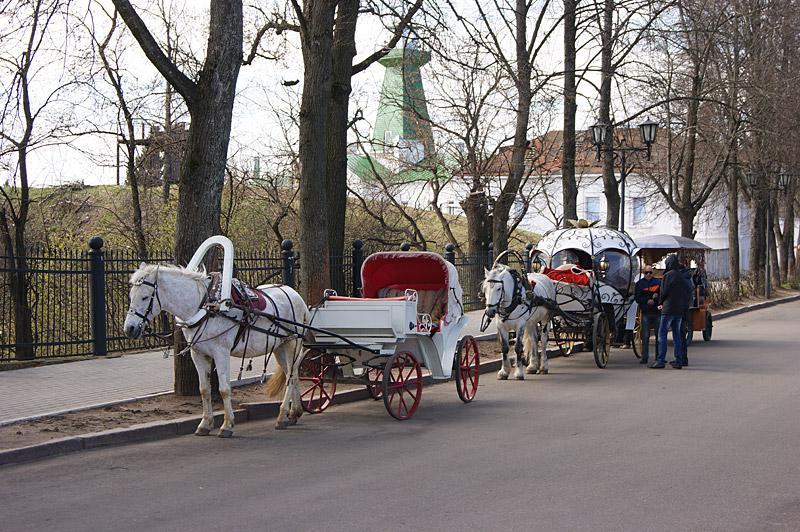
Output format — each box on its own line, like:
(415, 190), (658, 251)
(361, 252), (450, 325)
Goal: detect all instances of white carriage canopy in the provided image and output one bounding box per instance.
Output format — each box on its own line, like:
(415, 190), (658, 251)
(531, 227), (639, 295)
(361, 252), (465, 325)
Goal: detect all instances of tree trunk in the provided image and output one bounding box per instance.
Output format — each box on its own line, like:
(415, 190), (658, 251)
(561, 0), (578, 226)
(326, 0), (358, 295)
(679, 209), (696, 239)
(726, 166), (740, 298)
(748, 192), (766, 291)
(462, 189), (490, 301)
(298, 1), (336, 302)
(599, 0), (619, 229)
(492, 0), (531, 256)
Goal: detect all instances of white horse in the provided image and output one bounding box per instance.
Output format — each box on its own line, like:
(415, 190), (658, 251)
(481, 265), (556, 380)
(123, 263), (310, 436)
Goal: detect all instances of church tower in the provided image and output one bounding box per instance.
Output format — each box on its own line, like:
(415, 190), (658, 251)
(371, 37), (434, 165)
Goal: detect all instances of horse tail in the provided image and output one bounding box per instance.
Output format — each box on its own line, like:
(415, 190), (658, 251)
(265, 364), (286, 398)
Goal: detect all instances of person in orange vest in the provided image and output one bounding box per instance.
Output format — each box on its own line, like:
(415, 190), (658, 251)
(634, 264), (660, 364)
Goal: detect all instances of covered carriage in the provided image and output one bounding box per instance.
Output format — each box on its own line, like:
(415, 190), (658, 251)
(632, 234), (713, 357)
(300, 251), (480, 420)
(529, 225), (639, 368)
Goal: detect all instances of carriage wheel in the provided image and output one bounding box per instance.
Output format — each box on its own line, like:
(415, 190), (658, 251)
(299, 350), (337, 413)
(455, 336), (480, 403)
(382, 351), (422, 420)
(632, 312), (642, 359)
(703, 312), (713, 342)
(366, 366), (383, 400)
(592, 313), (611, 368)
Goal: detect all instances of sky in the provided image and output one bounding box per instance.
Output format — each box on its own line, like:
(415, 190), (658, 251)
(1, 0), (631, 188)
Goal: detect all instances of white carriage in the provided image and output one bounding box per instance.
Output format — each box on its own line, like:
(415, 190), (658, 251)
(300, 251), (481, 420)
(530, 226), (639, 368)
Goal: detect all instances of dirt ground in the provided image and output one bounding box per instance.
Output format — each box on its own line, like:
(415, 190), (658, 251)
(0, 340), (502, 451)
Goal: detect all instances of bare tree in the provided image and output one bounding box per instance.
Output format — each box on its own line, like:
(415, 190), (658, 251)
(111, 0), (243, 394)
(0, 0), (76, 360)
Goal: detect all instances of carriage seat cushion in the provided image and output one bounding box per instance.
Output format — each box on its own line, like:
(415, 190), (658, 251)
(543, 265), (591, 286)
(208, 273), (268, 311)
(378, 284), (447, 323)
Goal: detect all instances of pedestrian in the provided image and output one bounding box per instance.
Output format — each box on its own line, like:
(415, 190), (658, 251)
(650, 254), (692, 369)
(634, 264), (660, 365)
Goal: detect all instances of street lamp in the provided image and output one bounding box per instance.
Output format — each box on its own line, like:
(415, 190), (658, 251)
(747, 168), (793, 299)
(590, 117), (659, 232)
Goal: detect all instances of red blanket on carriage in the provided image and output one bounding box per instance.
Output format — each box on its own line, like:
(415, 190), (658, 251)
(543, 265), (591, 286)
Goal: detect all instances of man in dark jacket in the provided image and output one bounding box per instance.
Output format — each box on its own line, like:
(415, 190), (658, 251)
(634, 264), (661, 364)
(651, 254), (692, 369)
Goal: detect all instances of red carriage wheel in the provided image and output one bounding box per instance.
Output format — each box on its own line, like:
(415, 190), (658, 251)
(382, 351), (422, 420)
(299, 350), (337, 413)
(455, 335), (480, 403)
(366, 366), (383, 400)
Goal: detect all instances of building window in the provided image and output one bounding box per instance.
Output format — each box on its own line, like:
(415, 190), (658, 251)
(585, 196), (602, 221)
(383, 130), (393, 149)
(632, 197), (646, 225)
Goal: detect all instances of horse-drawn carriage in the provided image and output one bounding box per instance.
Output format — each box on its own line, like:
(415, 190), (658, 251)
(632, 234), (713, 357)
(529, 225), (639, 368)
(300, 251), (480, 420)
(124, 237), (480, 436)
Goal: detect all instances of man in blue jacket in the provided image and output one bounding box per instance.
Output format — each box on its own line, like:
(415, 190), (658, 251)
(651, 254), (692, 369)
(634, 264), (660, 365)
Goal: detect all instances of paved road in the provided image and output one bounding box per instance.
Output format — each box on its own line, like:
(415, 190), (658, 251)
(3, 302), (800, 531)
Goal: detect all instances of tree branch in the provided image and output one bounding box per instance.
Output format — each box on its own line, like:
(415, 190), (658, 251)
(111, 0), (197, 106)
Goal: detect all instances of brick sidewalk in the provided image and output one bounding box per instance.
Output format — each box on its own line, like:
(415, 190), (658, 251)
(0, 309), (497, 426)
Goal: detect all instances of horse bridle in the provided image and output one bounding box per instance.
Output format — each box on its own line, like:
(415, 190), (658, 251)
(129, 267), (161, 331)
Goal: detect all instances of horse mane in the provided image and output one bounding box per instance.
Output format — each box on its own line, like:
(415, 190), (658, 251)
(130, 263), (208, 285)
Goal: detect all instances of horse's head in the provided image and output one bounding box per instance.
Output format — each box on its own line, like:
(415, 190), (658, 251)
(123, 263), (163, 340)
(481, 266), (512, 319)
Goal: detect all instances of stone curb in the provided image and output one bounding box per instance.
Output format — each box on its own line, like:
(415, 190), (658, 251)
(3, 294), (797, 467)
(711, 294), (800, 321)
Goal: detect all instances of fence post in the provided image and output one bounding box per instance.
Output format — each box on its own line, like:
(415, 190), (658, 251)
(525, 242), (533, 272)
(352, 239), (364, 297)
(88, 236), (107, 356)
(400, 242), (411, 251)
(281, 239), (295, 288)
(487, 242), (494, 267)
(444, 243), (456, 265)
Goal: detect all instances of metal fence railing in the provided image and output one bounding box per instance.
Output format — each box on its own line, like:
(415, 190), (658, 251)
(0, 238), (538, 362)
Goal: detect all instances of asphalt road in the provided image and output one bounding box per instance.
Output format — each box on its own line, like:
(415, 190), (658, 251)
(3, 302), (800, 532)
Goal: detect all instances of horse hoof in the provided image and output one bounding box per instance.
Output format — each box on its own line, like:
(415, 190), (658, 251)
(541, 369), (549, 375)
(194, 427), (210, 436)
(497, 373), (508, 381)
(274, 421), (288, 430)
(515, 374), (525, 381)
(288, 416), (298, 426)
(526, 367), (538, 374)
(218, 429), (233, 438)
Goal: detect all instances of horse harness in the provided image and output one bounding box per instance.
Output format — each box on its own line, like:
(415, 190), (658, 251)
(129, 266), (162, 333)
(486, 269), (536, 322)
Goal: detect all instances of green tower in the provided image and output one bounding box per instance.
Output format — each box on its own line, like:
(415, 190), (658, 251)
(372, 42), (434, 163)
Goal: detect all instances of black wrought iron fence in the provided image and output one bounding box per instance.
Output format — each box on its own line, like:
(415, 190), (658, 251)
(0, 237), (535, 362)
(0, 247), (93, 360)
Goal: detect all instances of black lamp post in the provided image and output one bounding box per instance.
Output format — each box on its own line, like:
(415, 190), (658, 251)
(590, 117), (659, 232)
(748, 168), (792, 299)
